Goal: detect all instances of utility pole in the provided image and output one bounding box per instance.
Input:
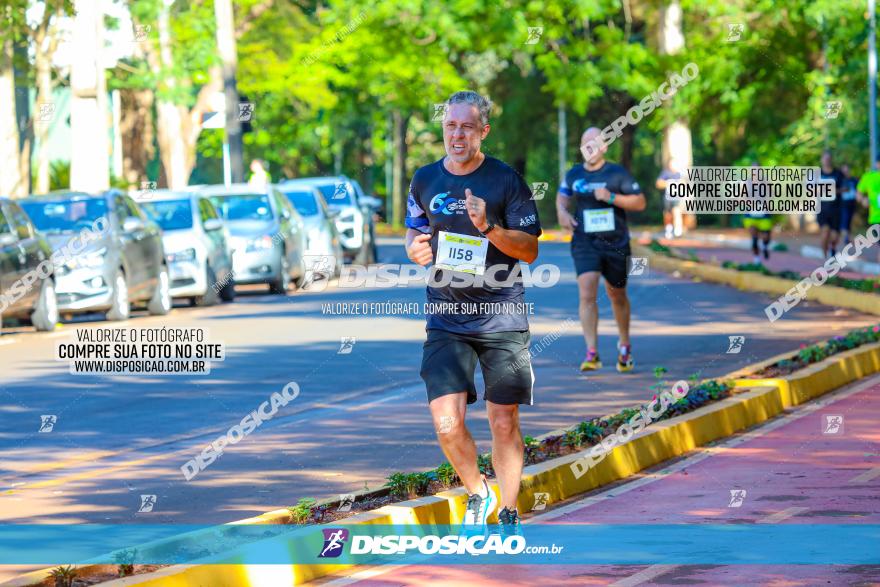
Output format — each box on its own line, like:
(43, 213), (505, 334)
(557, 103), (567, 185)
(214, 0), (244, 183)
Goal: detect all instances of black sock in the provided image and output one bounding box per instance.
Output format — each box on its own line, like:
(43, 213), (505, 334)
(751, 236), (759, 256)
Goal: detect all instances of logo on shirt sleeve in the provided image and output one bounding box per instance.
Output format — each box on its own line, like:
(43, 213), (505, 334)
(519, 214), (537, 227)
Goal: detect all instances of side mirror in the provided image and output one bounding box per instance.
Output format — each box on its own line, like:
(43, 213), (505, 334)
(122, 217), (144, 233)
(203, 218), (223, 232)
(0, 233), (17, 247)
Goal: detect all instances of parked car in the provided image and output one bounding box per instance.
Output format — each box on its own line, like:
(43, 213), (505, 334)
(276, 184), (344, 277)
(135, 190), (235, 306)
(0, 197), (58, 331)
(198, 184), (306, 294)
(281, 176), (380, 264)
(20, 190), (171, 321)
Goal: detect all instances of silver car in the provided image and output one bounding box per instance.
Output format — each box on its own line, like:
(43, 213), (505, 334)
(283, 176), (380, 264)
(20, 190), (172, 321)
(277, 184), (344, 276)
(135, 190), (235, 306)
(198, 184), (306, 294)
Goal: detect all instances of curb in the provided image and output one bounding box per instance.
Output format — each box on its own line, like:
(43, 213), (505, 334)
(632, 243), (880, 317)
(64, 342), (880, 587)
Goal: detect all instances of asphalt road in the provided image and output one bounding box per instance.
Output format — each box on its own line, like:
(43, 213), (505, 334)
(0, 237), (875, 532)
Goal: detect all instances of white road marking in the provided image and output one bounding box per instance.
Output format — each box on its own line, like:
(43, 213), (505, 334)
(757, 506), (808, 524)
(609, 565), (679, 587)
(848, 466), (880, 484)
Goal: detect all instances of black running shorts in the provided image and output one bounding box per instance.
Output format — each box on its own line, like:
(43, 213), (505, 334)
(571, 236), (630, 288)
(420, 329), (534, 405)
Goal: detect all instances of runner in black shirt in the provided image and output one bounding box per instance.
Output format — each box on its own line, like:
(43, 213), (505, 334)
(405, 91), (541, 536)
(818, 150), (845, 257)
(839, 164), (859, 246)
(556, 127), (646, 373)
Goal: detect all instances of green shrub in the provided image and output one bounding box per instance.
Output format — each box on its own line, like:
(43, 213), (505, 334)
(435, 462), (458, 486)
(287, 498), (316, 523)
(49, 565), (76, 587)
(387, 472), (431, 499)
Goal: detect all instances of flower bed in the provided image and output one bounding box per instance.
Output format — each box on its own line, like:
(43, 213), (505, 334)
(287, 370), (733, 523)
(754, 323), (880, 378)
(647, 238), (880, 294)
(720, 260), (880, 293)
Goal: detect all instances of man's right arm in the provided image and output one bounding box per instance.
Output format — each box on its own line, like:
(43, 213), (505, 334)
(556, 173), (578, 232)
(405, 229), (433, 266)
(404, 177), (433, 265)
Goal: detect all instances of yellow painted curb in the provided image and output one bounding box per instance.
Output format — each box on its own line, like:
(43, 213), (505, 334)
(23, 343), (880, 587)
(631, 243), (880, 316)
(736, 342), (880, 407)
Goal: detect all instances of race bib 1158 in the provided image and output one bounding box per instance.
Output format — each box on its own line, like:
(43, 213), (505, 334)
(435, 231), (489, 275)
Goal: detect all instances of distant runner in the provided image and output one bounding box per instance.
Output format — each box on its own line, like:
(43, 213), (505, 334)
(857, 158), (880, 262)
(839, 163), (859, 246)
(743, 160), (774, 263)
(556, 127), (646, 373)
(818, 150), (845, 257)
(405, 91), (541, 535)
(248, 159), (271, 188)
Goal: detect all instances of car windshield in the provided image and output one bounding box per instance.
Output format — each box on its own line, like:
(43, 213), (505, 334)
(140, 199), (194, 230)
(210, 194), (273, 221)
(315, 182), (354, 206)
(281, 190), (319, 216)
(21, 198), (108, 234)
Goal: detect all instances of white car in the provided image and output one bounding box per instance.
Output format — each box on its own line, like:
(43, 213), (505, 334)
(277, 185), (344, 276)
(134, 190), (235, 305)
(281, 176), (380, 264)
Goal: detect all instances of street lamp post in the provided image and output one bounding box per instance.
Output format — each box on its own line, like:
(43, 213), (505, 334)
(870, 0), (877, 166)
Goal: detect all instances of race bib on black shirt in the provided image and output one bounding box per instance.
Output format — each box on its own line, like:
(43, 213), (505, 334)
(405, 156), (542, 334)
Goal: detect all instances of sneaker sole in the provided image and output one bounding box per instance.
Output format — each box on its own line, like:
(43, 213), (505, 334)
(617, 362), (634, 373)
(580, 362), (602, 371)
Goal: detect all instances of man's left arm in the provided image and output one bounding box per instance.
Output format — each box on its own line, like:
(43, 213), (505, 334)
(594, 168), (646, 211)
(464, 173), (540, 263)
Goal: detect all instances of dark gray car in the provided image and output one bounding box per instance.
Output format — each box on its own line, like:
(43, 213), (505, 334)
(0, 197), (59, 331)
(21, 190), (172, 321)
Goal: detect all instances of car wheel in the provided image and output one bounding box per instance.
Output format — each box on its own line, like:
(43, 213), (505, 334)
(219, 274), (236, 302)
(195, 265), (220, 307)
(147, 265), (172, 315)
(269, 254), (290, 294)
(31, 278), (59, 332)
(368, 225), (378, 264)
(106, 271), (131, 321)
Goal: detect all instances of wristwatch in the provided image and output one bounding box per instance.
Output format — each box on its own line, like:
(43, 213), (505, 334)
(480, 222), (496, 236)
(609, 192), (616, 204)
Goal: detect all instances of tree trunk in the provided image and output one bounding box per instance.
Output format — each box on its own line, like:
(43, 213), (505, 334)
(657, 1), (696, 228)
(0, 35), (25, 197)
(150, 6), (220, 189)
(119, 88), (155, 186)
(391, 109), (409, 228)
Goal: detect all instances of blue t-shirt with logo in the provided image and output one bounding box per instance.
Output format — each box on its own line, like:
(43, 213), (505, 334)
(559, 162), (641, 250)
(406, 156), (542, 334)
